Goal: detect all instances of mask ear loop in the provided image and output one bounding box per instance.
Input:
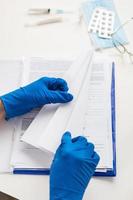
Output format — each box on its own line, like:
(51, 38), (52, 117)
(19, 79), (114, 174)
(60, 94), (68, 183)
(111, 35), (126, 54)
(126, 50), (133, 64)
(113, 17), (133, 35)
(111, 17), (133, 63)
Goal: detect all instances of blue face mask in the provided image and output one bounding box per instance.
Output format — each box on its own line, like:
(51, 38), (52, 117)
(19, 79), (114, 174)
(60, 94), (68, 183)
(81, 0), (128, 49)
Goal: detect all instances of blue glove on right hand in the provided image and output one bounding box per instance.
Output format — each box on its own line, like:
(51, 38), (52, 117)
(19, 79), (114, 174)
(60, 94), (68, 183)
(50, 132), (100, 200)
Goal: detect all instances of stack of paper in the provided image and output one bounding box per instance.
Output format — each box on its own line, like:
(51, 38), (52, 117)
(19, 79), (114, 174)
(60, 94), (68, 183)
(19, 52), (116, 176)
(0, 53), (116, 176)
(0, 57), (72, 173)
(11, 51), (94, 173)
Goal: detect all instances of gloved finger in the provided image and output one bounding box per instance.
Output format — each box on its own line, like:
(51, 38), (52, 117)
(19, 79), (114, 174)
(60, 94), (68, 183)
(56, 78), (69, 91)
(72, 136), (87, 142)
(61, 132), (72, 145)
(71, 136), (80, 143)
(72, 136), (88, 145)
(48, 91), (73, 103)
(47, 78), (69, 91)
(73, 136), (88, 150)
(91, 151), (100, 166)
(87, 142), (95, 155)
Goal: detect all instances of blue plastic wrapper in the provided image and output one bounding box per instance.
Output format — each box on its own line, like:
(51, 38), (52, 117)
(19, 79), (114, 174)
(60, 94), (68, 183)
(81, 0), (128, 49)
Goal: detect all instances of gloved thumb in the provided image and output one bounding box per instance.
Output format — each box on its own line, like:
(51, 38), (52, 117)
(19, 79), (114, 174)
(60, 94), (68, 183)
(61, 132), (72, 145)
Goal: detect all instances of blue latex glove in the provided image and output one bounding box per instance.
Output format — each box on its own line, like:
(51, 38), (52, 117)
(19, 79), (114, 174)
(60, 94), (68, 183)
(0, 77), (73, 119)
(50, 132), (100, 200)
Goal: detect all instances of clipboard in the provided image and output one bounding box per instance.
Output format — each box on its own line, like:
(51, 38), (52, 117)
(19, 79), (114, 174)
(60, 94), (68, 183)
(13, 63), (116, 177)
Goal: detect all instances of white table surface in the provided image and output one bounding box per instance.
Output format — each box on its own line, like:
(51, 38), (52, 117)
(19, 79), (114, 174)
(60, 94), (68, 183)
(0, 0), (133, 199)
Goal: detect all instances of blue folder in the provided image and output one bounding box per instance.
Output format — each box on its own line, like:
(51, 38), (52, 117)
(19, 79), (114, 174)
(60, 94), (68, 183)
(13, 63), (116, 176)
(94, 62), (116, 177)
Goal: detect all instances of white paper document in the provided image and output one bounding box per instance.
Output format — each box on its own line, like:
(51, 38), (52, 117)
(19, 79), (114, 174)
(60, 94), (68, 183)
(10, 57), (74, 169)
(37, 52), (93, 152)
(40, 59), (113, 169)
(21, 51), (93, 148)
(0, 57), (73, 172)
(0, 53), (114, 174)
(21, 53), (114, 171)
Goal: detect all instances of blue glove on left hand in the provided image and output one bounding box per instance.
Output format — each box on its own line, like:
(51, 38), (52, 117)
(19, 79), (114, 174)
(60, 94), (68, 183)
(50, 132), (100, 200)
(0, 77), (73, 119)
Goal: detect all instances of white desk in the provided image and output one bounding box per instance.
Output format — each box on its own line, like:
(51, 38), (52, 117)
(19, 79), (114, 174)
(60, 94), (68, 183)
(0, 0), (133, 199)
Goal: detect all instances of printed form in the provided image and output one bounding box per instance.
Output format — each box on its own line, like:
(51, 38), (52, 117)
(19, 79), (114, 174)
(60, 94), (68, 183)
(10, 58), (73, 169)
(22, 53), (113, 170)
(11, 53), (114, 172)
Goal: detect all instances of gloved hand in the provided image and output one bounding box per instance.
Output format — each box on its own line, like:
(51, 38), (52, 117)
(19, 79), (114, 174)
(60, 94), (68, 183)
(0, 77), (73, 119)
(50, 132), (100, 200)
